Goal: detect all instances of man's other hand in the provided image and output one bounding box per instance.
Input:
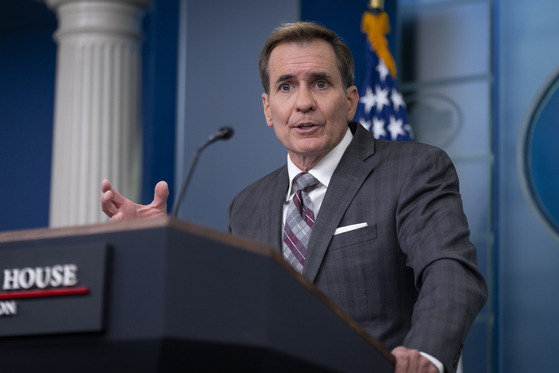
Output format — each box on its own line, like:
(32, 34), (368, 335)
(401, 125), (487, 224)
(392, 346), (440, 373)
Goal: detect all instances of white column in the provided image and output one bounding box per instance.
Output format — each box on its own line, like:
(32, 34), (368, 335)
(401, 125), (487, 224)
(47, 0), (149, 227)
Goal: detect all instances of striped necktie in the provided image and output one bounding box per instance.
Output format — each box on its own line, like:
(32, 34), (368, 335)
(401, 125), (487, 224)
(282, 172), (320, 273)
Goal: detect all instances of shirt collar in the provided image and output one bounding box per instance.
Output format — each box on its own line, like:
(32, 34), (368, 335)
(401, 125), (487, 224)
(285, 128), (353, 200)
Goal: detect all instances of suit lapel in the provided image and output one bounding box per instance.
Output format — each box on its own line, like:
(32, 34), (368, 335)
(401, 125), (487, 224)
(303, 124), (376, 282)
(263, 167), (289, 252)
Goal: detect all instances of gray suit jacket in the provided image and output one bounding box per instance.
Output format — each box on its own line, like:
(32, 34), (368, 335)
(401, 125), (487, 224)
(228, 122), (487, 372)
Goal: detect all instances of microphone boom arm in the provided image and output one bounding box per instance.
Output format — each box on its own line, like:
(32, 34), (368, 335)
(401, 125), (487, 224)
(171, 126), (234, 217)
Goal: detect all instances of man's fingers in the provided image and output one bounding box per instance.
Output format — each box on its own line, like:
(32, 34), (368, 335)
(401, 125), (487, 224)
(101, 179), (126, 217)
(101, 179), (112, 193)
(101, 180), (128, 207)
(101, 190), (118, 217)
(392, 347), (411, 373)
(153, 181), (169, 208)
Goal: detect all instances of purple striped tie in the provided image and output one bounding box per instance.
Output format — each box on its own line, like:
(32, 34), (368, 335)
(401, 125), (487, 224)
(283, 172), (320, 273)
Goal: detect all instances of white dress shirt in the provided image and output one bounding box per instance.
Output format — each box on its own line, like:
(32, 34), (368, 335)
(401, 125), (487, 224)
(283, 128), (353, 221)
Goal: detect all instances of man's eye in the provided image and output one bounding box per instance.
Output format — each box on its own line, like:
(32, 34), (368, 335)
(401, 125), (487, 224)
(279, 83), (291, 92)
(316, 81), (328, 89)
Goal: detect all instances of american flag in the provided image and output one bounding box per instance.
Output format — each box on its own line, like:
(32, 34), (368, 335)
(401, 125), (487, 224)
(354, 10), (413, 141)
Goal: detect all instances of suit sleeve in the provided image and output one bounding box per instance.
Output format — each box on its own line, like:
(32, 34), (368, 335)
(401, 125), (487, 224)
(395, 146), (488, 372)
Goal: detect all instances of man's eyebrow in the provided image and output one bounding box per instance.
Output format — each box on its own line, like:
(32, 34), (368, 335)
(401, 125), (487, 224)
(276, 74), (294, 83)
(276, 72), (332, 83)
(311, 72), (330, 79)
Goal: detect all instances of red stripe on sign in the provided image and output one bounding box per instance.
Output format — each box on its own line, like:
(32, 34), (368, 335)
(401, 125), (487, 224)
(0, 287), (90, 300)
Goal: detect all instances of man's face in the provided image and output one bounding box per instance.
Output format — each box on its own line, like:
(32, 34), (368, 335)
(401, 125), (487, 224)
(262, 40), (358, 171)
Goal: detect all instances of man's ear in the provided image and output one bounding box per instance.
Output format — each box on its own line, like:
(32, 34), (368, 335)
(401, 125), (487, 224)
(262, 93), (273, 127)
(346, 85), (359, 121)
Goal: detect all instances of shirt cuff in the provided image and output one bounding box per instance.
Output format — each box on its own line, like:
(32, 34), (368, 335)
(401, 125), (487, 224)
(420, 352), (444, 373)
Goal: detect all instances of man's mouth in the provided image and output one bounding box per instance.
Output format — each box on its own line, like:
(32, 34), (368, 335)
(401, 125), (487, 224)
(295, 122), (319, 130)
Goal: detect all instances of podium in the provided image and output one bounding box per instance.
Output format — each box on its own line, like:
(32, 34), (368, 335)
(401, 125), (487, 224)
(0, 217), (394, 372)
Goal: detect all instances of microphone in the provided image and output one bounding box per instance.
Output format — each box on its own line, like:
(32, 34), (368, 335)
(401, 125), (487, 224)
(206, 126), (234, 144)
(171, 126), (234, 217)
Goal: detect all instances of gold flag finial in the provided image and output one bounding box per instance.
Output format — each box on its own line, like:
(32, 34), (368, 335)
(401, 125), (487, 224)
(361, 8), (397, 77)
(369, 0), (385, 10)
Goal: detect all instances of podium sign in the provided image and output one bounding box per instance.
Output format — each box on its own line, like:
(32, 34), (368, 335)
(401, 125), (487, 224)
(0, 244), (109, 337)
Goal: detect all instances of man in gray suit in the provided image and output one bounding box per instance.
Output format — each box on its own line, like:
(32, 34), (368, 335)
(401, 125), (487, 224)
(102, 22), (487, 373)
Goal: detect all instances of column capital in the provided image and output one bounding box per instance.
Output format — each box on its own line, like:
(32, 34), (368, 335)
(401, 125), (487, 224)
(47, 0), (152, 41)
(46, 0), (151, 9)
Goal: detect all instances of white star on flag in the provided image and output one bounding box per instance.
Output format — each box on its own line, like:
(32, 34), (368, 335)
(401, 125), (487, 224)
(377, 59), (390, 82)
(372, 117), (387, 138)
(359, 87), (376, 115)
(374, 85), (390, 112)
(387, 115), (406, 140)
(391, 89), (406, 112)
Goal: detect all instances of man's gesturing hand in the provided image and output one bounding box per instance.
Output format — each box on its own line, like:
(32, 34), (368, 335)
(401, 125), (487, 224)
(101, 179), (169, 222)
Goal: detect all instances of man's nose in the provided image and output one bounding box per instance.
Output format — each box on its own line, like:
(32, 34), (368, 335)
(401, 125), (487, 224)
(295, 86), (316, 112)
